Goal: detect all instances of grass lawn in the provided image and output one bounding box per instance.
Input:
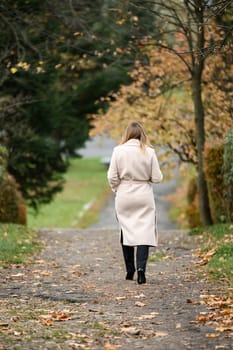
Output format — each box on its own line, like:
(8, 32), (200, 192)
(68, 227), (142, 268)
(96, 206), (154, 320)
(191, 223), (233, 286)
(28, 157), (110, 229)
(0, 223), (39, 265)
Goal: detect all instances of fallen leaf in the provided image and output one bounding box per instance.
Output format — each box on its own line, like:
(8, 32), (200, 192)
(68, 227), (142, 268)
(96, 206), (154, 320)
(52, 312), (71, 321)
(41, 319), (53, 326)
(206, 333), (220, 338)
(39, 311), (72, 325)
(216, 325), (233, 332)
(154, 331), (168, 337)
(51, 262), (59, 268)
(134, 293), (146, 299)
(104, 343), (117, 350)
(196, 316), (209, 323)
(40, 270), (52, 276)
(121, 327), (140, 335)
(198, 248), (217, 265)
(186, 299), (200, 305)
(35, 259), (46, 265)
(135, 301), (146, 307)
(115, 296), (127, 301)
(14, 331), (23, 336)
(11, 273), (24, 277)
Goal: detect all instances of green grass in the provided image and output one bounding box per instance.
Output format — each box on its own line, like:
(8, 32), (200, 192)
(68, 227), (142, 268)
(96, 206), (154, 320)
(28, 157), (110, 229)
(209, 243), (233, 283)
(149, 251), (166, 262)
(0, 223), (39, 265)
(191, 223), (233, 285)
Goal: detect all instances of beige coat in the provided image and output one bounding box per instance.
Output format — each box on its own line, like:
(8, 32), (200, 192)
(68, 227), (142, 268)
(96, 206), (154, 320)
(107, 139), (163, 246)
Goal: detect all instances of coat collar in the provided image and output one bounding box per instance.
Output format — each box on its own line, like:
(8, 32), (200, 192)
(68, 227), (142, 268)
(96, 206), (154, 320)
(124, 139), (140, 146)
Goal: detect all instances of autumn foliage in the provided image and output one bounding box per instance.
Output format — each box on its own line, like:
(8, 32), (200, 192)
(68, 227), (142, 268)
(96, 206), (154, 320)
(92, 42), (232, 166)
(92, 27), (232, 225)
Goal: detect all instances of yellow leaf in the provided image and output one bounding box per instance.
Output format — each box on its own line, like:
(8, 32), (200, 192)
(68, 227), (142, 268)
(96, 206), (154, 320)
(10, 67), (17, 74)
(206, 333), (220, 338)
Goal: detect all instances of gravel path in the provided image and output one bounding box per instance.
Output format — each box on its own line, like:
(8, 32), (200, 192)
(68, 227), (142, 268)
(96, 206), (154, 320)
(0, 227), (232, 349)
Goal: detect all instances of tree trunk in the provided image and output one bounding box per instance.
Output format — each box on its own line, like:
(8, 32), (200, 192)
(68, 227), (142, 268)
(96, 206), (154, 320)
(192, 75), (212, 225)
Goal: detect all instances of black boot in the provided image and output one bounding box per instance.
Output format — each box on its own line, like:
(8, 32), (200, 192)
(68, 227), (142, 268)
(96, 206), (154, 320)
(121, 232), (135, 280)
(137, 270), (146, 284)
(122, 245), (135, 280)
(136, 245), (149, 284)
(126, 271), (135, 280)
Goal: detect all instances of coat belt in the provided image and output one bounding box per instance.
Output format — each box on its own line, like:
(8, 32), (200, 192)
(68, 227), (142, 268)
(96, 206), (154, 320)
(120, 179), (150, 184)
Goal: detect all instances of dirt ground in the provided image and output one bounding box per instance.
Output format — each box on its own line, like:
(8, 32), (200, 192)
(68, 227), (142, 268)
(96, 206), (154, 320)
(0, 227), (232, 350)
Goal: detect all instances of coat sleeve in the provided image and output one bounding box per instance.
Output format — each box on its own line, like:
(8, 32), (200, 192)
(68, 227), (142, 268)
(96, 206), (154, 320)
(151, 152), (163, 183)
(107, 149), (121, 192)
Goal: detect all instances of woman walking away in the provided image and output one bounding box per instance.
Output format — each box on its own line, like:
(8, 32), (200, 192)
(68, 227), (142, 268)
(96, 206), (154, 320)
(107, 122), (163, 284)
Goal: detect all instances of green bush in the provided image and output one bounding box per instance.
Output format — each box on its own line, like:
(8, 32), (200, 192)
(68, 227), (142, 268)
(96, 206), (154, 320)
(0, 174), (24, 224)
(204, 143), (226, 223)
(223, 129), (233, 222)
(0, 145), (26, 224)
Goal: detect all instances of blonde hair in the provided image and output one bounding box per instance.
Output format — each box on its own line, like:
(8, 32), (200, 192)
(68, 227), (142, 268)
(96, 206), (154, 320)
(121, 122), (148, 151)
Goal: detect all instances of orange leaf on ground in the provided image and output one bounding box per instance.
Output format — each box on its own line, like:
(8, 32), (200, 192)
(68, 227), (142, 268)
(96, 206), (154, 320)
(41, 319), (53, 326)
(206, 333), (220, 338)
(104, 343), (117, 350)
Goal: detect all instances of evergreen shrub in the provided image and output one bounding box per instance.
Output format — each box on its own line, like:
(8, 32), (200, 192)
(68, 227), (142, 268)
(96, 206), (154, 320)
(0, 144), (26, 224)
(0, 174), (24, 224)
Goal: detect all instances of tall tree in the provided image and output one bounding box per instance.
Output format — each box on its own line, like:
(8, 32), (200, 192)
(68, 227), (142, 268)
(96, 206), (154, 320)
(153, 0), (232, 225)
(111, 0), (233, 225)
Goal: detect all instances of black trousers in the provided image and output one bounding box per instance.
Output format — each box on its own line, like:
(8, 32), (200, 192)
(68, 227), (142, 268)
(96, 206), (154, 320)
(121, 232), (149, 272)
